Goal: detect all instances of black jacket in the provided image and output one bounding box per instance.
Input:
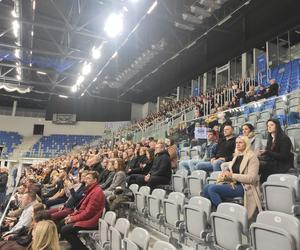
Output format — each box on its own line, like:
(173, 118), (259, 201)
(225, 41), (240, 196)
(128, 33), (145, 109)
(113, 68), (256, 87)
(149, 151), (171, 180)
(264, 133), (293, 172)
(213, 136), (236, 162)
(0, 173), (7, 193)
(64, 183), (86, 209)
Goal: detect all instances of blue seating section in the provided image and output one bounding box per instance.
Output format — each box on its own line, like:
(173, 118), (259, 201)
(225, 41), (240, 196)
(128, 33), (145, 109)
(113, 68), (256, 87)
(262, 58), (300, 95)
(29, 134), (100, 157)
(0, 131), (22, 156)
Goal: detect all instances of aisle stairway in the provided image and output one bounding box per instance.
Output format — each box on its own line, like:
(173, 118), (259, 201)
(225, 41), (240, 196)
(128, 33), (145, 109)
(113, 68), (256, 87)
(11, 135), (42, 159)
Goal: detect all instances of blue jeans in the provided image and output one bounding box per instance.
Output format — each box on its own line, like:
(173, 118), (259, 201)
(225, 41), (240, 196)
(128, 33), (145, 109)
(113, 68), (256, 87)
(178, 160), (191, 172)
(202, 183), (244, 206)
(287, 112), (300, 125)
(194, 159), (223, 172)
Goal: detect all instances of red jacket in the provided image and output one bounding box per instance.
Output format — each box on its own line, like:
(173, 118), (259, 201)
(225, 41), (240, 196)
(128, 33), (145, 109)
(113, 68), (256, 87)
(70, 183), (105, 228)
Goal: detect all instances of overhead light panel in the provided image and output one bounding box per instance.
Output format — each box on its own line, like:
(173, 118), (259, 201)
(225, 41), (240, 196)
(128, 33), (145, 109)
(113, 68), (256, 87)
(37, 71), (47, 75)
(82, 62), (92, 75)
(16, 75), (21, 80)
(217, 15), (232, 26)
(112, 51), (118, 59)
(32, 0), (36, 10)
(12, 20), (20, 37)
(31, 31), (34, 36)
(76, 75), (84, 85)
(59, 95), (68, 98)
(104, 13), (124, 38)
(11, 10), (17, 18)
(91, 46), (101, 59)
(71, 85), (78, 92)
(147, 1), (158, 14)
(14, 49), (20, 59)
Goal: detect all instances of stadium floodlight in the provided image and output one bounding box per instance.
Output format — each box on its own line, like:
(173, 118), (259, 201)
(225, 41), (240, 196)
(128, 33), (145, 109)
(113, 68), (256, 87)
(16, 74), (21, 80)
(82, 62), (92, 75)
(12, 20), (20, 37)
(147, 1), (157, 14)
(76, 75), (85, 85)
(112, 51), (118, 59)
(71, 85), (78, 92)
(14, 49), (20, 59)
(104, 13), (124, 38)
(59, 95), (68, 98)
(11, 10), (17, 18)
(91, 46), (101, 60)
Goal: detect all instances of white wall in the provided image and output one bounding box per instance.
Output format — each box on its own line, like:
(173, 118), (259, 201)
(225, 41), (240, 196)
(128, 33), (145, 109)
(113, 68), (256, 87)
(0, 115), (105, 136)
(142, 102), (156, 118)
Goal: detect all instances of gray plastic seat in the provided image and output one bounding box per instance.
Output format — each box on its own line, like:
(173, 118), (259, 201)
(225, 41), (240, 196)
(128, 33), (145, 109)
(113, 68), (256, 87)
(288, 96), (300, 106)
(211, 203), (248, 250)
(172, 169), (188, 193)
(129, 184), (139, 194)
(183, 196), (211, 244)
(179, 147), (190, 160)
(147, 189), (166, 222)
(163, 192), (185, 229)
(274, 107), (286, 116)
(135, 186), (151, 215)
(262, 174), (300, 215)
(152, 241), (176, 250)
(248, 113), (258, 124)
(206, 171), (222, 184)
(286, 126), (300, 151)
(250, 211), (300, 250)
(237, 115), (246, 125)
(256, 119), (267, 138)
(260, 108), (272, 120)
(110, 218), (130, 250)
(190, 147), (200, 160)
(187, 170), (207, 197)
(124, 227), (150, 250)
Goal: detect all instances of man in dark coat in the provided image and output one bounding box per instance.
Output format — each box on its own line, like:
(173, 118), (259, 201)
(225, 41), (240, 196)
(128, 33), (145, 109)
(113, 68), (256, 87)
(133, 143), (172, 190)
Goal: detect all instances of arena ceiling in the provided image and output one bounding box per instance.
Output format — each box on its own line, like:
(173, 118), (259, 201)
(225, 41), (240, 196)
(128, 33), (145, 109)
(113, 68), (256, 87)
(0, 0), (299, 108)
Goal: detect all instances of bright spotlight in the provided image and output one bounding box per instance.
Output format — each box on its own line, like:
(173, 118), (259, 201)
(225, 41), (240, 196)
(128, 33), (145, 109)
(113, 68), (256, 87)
(82, 62), (92, 75)
(91, 46), (101, 59)
(16, 75), (21, 80)
(76, 75), (85, 85)
(104, 13), (123, 38)
(71, 85), (78, 92)
(14, 49), (20, 59)
(147, 1), (158, 14)
(12, 20), (19, 37)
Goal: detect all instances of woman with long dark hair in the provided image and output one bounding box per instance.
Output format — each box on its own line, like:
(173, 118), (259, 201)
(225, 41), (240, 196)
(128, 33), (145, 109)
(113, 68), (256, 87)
(259, 118), (293, 183)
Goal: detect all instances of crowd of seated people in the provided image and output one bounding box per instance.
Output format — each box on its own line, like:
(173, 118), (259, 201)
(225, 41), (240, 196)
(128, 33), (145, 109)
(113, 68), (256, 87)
(116, 78), (278, 137)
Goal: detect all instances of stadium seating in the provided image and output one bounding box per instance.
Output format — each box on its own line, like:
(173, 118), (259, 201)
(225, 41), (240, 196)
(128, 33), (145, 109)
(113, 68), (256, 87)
(0, 131), (22, 156)
(28, 134), (100, 157)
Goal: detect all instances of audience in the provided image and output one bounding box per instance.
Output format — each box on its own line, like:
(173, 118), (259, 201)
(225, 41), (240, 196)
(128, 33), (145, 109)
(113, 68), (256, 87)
(241, 123), (263, 153)
(194, 125), (236, 172)
(0, 167), (8, 207)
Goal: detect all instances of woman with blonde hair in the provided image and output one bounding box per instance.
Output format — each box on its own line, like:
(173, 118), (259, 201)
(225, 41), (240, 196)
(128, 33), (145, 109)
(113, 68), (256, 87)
(203, 136), (262, 219)
(31, 220), (60, 250)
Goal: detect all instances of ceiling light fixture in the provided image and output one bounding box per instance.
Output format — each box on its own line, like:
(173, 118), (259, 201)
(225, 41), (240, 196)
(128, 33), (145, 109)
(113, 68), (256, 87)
(76, 75), (85, 85)
(71, 85), (78, 92)
(147, 1), (158, 14)
(104, 13), (124, 38)
(82, 62), (92, 75)
(37, 71), (47, 75)
(59, 95), (68, 98)
(11, 10), (17, 18)
(112, 51), (118, 59)
(91, 46), (101, 59)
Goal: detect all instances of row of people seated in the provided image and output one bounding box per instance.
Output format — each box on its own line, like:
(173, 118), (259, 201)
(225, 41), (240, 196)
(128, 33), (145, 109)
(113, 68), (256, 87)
(180, 119), (294, 183)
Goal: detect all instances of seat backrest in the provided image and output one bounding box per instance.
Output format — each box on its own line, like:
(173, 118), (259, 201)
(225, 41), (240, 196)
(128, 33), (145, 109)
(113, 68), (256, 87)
(211, 203), (248, 250)
(187, 170), (207, 196)
(114, 218), (130, 237)
(147, 189), (166, 219)
(136, 186), (151, 213)
(190, 148), (200, 159)
(207, 171), (221, 184)
(129, 227), (150, 250)
(172, 169), (188, 193)
(237, 115), (246, 124)
(251, 211), (300, 250)
(153, 241), (176, 250)
(184, 196), (211, 238)
(164, 192), (185, 226)
(287, 126), (300, 149)
(267, 174), (299, 199)
(104, 211), (117, 227)
(261, 109), (272, 119)
(129, 184), (139, 194)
